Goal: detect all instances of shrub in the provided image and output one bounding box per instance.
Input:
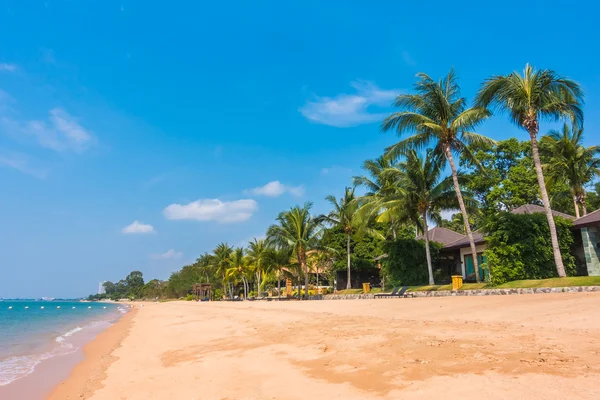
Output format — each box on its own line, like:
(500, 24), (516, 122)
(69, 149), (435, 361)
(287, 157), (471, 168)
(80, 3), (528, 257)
(484, 212), (577, 285)
(381, 239), (442, 286)
(185, 293), (197, 301)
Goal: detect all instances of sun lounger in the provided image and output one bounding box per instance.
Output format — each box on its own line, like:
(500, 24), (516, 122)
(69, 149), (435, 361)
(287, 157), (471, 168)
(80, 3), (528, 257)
(374, 286), (414, 298)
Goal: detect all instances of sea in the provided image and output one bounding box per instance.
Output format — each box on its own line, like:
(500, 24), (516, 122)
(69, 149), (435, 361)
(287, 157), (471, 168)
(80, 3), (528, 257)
(0, 300), (127, 391)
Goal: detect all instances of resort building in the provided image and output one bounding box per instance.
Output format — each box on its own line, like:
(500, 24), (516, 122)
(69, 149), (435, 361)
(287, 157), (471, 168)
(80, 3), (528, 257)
(424, 205), (600, 281)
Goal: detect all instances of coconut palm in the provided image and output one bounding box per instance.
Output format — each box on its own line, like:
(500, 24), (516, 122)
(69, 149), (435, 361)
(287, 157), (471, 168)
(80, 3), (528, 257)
(321, 187), (362, 289)
(265, 246), (294, 299)
(353, 156), (405, 239)
(246, 238), (269, 298)
(266, 203), (322, 299)
(382, 149), (461, 285)
(212, 243), (234, 298)
(226, 247), (249, 299)
(382, 69), (493, 282)
(541, 123), (600, 218)
(476, 64), (584, 277)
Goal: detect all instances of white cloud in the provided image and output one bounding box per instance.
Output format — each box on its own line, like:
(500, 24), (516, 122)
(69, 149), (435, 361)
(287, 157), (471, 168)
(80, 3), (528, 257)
(401, 51), (416, 67)
(121, 220), (156, 234)
(246, 180), (304, 197)
(0, 151), (47, 179)
(299, 81), (400, 127)
(163, 199), (258, 223)
(0, 63), (17, 72)
(150, 249), (183, 260)
(0, 106), (95, 153)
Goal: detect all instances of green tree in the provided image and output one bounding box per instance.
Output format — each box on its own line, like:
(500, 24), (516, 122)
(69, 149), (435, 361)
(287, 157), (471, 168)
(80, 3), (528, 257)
(353, 156), (405, 239)
(321, 187), (362, 289)
(246, 239), (270, 297)
(476, 64), (584, 277)
(226, 247), (249, 298)
(383, 69), (493, 282)
(125, 271), (144, 299)
(265, 246), (294, 299)
(587, 182), (600, 212)
(541, 123), (600, 218)
(267, 203), (322, 299)
(211, 243), (234, 298)
(386, 149), (460, 285)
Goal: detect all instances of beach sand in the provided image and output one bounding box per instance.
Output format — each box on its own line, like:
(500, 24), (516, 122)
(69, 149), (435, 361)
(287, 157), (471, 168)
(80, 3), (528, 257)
(49, 293), (600, 399)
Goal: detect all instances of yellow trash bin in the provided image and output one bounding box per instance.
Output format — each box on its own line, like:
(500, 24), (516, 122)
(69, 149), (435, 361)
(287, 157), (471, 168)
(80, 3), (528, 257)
(451, 275), (463, 290)
(362, 283), (370, 293)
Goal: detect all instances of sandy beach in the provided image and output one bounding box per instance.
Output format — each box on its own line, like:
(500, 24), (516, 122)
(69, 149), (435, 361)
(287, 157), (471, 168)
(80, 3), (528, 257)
(48, 293), (600, 399)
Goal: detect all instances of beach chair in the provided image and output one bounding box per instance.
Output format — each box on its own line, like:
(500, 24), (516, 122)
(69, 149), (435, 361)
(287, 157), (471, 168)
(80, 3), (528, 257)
(374, 287), (400, 298)
(375, 286), (414, 298)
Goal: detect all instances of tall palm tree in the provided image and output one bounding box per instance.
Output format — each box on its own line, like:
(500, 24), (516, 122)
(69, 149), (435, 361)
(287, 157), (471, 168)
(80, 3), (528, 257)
(321, 187), (361, 289)
(212, 243), (234, 298)
(267, 203), (322, 299)
(382, 149), (460, 285)
(476, 64), (584, 277)
(382, 69), (493, 282)
(541, 123), (600, 218)
(246, 238), (269, 298)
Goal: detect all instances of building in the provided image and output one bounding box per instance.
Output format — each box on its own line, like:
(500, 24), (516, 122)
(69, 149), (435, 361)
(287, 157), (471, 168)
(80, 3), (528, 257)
(427, 205), (578, 281)
(98, 281), (107, 295)
(572, 209), (600, 276)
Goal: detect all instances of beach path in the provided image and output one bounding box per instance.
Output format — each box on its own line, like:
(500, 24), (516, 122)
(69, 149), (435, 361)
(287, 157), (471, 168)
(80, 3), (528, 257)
(85, 293), (600, 399)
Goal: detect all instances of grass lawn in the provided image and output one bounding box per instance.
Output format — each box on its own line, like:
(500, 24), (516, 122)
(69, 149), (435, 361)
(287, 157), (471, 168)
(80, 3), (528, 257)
(334, 276), (600, 295)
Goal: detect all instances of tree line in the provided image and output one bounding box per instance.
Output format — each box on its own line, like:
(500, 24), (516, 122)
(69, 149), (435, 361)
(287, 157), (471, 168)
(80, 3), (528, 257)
(89, 64), (599, 300)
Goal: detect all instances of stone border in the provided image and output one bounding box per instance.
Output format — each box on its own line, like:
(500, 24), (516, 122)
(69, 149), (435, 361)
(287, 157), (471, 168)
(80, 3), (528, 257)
(322, 286), (600, 300)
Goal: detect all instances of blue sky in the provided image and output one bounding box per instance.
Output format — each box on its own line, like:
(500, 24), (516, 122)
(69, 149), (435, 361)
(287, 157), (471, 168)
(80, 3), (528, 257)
(1, 0), (599, 298)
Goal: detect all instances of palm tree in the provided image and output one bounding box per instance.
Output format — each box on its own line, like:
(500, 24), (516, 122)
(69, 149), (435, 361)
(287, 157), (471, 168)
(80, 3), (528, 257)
(265, 246), (294, 299)
(226, 247), (249, 299)
(212, 243), (234, 299)
(476, 64), (584, 277)
(321, 187), (361, 289)
(541, 123), (600, 218)
(353, 156), (405, 239)
(267, 203), (322, 299)
(382, 69), (493, 282)
(382, 149), (460, 285)
(246, 238), (269, 298)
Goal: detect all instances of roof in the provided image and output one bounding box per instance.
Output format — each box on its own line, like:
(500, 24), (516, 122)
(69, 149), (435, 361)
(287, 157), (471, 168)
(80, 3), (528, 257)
(443, 230), (486, 250)
(573, 208), (600, 228)
(511, 204), (575, 220)
(441, 204), (576, 251)
(417, 227), (466, 245)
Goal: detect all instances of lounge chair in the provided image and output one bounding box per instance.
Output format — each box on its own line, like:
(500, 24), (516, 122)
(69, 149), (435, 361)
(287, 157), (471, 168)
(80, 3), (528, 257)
(374, 286), (413, 298)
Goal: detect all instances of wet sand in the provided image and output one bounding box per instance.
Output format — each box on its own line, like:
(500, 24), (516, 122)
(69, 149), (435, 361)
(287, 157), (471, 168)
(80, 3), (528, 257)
(46, 308), (137, 400)
(51, 294), (600, 399)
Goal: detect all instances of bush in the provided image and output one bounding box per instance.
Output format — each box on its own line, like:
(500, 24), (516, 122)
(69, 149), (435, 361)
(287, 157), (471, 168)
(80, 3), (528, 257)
(484, 212), (577, 285)
(185, 293), (197, 301)
(381, 239), (442, 286)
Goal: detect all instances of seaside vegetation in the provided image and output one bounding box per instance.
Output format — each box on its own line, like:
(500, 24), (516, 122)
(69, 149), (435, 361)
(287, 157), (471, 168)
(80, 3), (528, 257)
(88, 65), (600, 301)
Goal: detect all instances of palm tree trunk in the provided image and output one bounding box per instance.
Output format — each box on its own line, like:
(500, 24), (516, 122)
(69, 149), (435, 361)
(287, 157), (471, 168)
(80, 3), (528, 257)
(422, 211), (435, 286)
(529, 131), (566, 277)
(445, 146), (480, 282)
(573, 195), (580, 219)
(277, 272), (281, 300)
(304, 261), (309, 300)
(581, 193), (588, 216)
(346, 233), (351, 289)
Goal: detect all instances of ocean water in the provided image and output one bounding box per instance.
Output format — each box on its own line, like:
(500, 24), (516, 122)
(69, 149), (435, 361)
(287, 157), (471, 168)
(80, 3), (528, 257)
(0, 300), (126, 387)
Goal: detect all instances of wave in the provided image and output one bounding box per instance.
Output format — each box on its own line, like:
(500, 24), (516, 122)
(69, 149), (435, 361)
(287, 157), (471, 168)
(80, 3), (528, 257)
(0, 315), (117, 386)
